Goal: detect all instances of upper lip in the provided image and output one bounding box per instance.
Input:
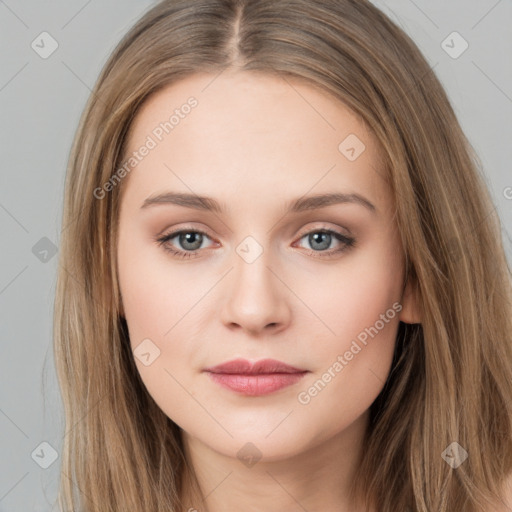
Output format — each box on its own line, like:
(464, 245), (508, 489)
(203, 358), (307, 375)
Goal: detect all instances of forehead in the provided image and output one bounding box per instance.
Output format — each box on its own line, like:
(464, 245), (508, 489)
(120, 71), (390, 213)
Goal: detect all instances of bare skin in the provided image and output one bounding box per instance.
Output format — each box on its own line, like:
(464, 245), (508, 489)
(117, 70), (421, 512)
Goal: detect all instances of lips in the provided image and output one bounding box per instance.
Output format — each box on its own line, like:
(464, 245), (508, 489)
(203, 358), (306, 375)
(203, 358), (309, 396)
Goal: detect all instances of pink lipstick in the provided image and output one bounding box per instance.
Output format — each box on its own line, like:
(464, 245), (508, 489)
(203, 358), (309, 396)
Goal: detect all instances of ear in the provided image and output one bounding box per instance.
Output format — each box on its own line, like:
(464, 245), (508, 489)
(116, 286), (125, 318)
(399, 275), (422, 324)
(114, 270), (125, 318)
(118, 297), (125, 318)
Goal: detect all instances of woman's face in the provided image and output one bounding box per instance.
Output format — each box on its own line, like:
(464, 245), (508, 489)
(116, 70), (419, 461)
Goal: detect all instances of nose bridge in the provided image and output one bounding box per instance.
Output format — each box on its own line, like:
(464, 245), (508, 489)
(232, 233), (277, 299)
(219, 233), (290, 332)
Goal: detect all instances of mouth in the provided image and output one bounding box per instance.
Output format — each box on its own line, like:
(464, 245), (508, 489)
(202, 358), (309, 396)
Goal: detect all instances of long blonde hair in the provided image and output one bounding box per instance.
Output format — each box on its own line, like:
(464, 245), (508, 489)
(53, 0), (512, 510)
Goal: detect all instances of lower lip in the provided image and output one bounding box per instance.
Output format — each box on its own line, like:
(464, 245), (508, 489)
(205, 371), (308, 396)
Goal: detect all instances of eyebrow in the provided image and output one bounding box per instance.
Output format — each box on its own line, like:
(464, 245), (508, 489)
(140, 191), (376, 214)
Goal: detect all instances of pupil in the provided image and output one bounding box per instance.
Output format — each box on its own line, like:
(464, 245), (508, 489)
(310, 232), (330, 250)
(181, 232), (202, 250)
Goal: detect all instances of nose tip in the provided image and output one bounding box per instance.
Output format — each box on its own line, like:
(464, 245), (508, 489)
(219, 255), (291, 336)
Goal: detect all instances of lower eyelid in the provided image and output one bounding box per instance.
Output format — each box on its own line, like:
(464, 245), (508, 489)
(295, 231), (354, 251)
(161, 230), (215, 248)
(158, 228), (354, 255)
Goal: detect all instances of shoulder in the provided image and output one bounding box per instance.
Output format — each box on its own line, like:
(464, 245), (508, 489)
(492, 473), (512, 512)
(504, 473), (512, 509)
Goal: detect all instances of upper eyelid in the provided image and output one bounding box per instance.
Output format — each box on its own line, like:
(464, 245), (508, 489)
(157, 225), (356, 262)
(160, 223), (349, 240)
(160, 225), (351, 248)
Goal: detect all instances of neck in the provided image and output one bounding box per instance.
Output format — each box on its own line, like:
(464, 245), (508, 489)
(178, 411), (375, 512)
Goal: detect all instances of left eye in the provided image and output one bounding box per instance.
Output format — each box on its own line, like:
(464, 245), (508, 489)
(156, 228), (355, 260)
(156, 229), (214, 259)
(294, 229), (355, 256)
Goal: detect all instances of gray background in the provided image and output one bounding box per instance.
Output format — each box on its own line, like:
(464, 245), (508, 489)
(0, 1), (510, 510)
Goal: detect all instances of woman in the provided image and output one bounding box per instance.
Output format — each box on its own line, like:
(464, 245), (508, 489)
(53, 0), (512, 510)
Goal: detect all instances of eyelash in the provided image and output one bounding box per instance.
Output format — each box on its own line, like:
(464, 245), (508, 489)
(155, 225), (356, 260)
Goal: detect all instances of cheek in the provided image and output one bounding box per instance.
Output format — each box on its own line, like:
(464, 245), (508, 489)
(293, 245), (402, 417)
(117, 230), (210, 419)
(117, 228), (205, 344)
(304, 241), (402, 351)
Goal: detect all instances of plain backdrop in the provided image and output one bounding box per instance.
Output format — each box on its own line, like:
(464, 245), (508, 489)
(0, 1), (511, 510)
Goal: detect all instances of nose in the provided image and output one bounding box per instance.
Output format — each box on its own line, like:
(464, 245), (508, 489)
(219, 245), (291, 336)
